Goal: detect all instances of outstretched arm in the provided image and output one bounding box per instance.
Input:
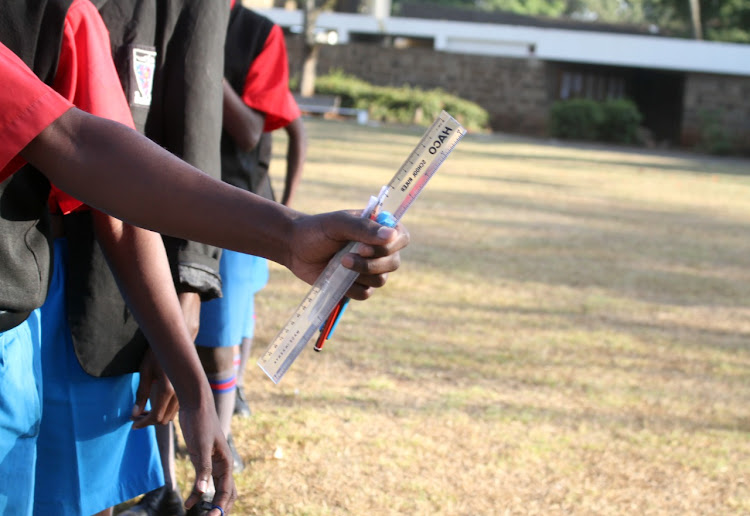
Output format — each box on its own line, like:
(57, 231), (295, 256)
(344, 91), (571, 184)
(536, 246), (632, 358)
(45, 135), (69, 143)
(22, 107), (409, 296)
(25, 107), (294, 261)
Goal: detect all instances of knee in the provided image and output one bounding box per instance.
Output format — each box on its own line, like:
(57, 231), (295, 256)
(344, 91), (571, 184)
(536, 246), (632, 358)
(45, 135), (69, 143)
(184, 318), (200, 341)
(196, 345), (235, 374)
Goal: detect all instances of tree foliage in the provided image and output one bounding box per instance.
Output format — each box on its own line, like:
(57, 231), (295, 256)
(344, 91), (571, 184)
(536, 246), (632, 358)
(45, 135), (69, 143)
(480, 0), (568, 17)
(395, 0), (750, 43)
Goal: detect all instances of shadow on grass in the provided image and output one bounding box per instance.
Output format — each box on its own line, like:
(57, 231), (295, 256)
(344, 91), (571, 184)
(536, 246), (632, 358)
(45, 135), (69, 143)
(425, 300), (750, 350)
(457, 148), (750, 177)
(404, 187), (750, 308)
(462, 132), (750, 178)
(263, 378), (750, 435)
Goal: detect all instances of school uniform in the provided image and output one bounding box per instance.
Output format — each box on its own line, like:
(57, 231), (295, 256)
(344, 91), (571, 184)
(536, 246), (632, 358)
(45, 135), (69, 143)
(98, 0), (227, 304)
(196, 5), (300, 349)
(0, 39), (73, 516)
(6, 2), (168, 514)
(0, 1), (168, 514)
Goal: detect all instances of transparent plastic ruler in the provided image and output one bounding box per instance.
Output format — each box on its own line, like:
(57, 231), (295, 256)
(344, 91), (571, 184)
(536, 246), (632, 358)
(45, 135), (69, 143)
(258, 111), (467, 383)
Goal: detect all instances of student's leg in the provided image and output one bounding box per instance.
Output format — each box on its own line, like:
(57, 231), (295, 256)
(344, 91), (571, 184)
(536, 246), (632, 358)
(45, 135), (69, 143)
(234, 336), (252, 417)
(234, 334), (254, 417)
(195, 249), (254, 474)
(196, 345), (240, 459)
(156, 422), (179, 492)
(234, 256), (269, 419)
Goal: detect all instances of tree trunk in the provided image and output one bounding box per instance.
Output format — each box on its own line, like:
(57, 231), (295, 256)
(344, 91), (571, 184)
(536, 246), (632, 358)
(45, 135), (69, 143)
(299, 44), (319, 97)
(299, 0), (320, 97)
(688, 0), (703, 40)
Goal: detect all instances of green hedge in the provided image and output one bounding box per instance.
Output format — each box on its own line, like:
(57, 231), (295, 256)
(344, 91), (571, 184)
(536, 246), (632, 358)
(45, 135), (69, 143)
(314, 70), (490, 132)
(549, 98), (642, 144)
(697, 109), (734, 155)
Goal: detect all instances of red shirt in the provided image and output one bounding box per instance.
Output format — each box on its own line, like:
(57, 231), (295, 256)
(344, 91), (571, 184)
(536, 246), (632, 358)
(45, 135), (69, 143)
(49, 0), (136, 214)
(240, 24), (301, 132)
(0, 44), (73, 182)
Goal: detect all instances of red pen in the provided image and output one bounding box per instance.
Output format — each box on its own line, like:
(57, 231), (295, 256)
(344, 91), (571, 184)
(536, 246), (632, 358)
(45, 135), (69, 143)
(314, 298), (345, 351)
(314, 211), (395, 352)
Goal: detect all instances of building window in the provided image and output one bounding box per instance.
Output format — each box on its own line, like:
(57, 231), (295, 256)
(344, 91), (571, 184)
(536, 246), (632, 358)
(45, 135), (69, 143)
(558, 70), (626, 101)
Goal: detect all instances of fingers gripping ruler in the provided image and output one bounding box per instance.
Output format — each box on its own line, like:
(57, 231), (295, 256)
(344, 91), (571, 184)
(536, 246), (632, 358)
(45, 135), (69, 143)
(258, 111), (467, 383)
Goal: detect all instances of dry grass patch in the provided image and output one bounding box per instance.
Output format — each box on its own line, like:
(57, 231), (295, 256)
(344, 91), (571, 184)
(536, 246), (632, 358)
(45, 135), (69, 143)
(128, 120), (750, 515)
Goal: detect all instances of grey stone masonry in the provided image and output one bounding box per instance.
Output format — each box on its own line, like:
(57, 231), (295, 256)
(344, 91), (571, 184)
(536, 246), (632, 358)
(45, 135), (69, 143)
(682, 73), (750, 153)
(285, 33), (750, 154)
(286, 36), (551, 135)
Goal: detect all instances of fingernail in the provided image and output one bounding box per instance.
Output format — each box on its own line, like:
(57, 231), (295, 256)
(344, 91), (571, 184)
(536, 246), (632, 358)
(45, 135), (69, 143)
(377, 226), (395, 239)
(197, 479), (208, 493)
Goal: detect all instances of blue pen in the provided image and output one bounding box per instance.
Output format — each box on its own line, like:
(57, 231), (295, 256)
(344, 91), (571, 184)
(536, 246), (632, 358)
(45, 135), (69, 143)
(326, 297), (350, 339)
(313, 211), (397, 351)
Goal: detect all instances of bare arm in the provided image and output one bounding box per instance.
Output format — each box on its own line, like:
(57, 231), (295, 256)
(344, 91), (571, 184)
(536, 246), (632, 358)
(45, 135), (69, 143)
(22, 107), (409, 297)
(222, 78), (264, 152)
(24, 107), (295, 264)
(90, 210), (235, 509)
(280, 116), (306, 207)
(91, 212), (178, 427)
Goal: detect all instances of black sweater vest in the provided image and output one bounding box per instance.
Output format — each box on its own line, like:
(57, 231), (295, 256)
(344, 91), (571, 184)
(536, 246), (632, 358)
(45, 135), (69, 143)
(221, 6), (276, 200)
(0, 0), (72, 330)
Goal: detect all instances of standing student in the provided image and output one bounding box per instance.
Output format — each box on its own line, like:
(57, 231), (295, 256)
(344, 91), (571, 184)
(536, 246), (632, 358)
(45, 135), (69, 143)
(215, 3), (307, 425)
(0, 31), (235, 516)
(92, 1), (229, 513)
(0, 1), (228, 515)
(0, 39), (409, 516)
(194, 2), (308, 477)
(10, 1), (168, 515)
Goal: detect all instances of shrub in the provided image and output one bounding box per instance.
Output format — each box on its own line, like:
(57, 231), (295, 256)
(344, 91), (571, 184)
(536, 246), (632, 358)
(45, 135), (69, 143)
(549, 98), (643, 144)
(600, 99), (642, 144)
(314, 70), (490, 132)
(698, 109), (734, 155)
(314, 69), (372, 107)
(548, 99), (604, 141)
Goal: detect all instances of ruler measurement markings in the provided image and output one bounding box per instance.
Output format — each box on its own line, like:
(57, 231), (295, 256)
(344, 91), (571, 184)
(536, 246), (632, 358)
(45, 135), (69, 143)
(258, 111), (466, 383)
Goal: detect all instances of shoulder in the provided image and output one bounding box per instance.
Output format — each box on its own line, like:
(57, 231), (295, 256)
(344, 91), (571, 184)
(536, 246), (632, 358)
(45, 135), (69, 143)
(232, 6), (275, 33)
(65, 0), (104, 29)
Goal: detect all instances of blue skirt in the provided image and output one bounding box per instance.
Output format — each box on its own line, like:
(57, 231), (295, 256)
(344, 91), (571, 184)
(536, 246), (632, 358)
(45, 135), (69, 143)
(33, 238), (163, 516)
(196, 250), (268, 348)
(0, 308), (42, 516)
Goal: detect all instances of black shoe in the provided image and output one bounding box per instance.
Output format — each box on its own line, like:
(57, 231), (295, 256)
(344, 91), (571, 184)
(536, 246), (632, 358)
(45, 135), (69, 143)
(120, 485), (185, 516)
(227, 434), (245, 473)
(185, 493), (213, 516)
(233, 386), (251, 418)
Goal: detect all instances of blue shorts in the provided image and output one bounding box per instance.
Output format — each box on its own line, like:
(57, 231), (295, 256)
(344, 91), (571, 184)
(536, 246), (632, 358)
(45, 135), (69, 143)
(0, 309), (42, 516)
(196, 250), (269, 348)
(32, 239), (163, 516)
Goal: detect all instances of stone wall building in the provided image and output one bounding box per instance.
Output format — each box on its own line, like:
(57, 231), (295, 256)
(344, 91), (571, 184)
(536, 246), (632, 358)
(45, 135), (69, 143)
(257, 5), (750, 153)
(284, 41), (550, 135)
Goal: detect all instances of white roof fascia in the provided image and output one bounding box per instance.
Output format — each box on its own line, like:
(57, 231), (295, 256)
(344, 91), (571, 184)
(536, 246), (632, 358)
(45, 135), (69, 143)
(260, 8), (750, 76)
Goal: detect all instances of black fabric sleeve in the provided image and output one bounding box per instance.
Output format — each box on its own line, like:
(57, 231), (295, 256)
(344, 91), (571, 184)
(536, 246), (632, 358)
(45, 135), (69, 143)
(150, 0), (230, 299)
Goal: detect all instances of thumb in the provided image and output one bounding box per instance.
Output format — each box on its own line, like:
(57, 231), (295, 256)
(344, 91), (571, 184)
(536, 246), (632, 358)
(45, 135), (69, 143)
(184, 468), (211, 510)
(132, 376), (150, 419)
(333, 211), (397, 247)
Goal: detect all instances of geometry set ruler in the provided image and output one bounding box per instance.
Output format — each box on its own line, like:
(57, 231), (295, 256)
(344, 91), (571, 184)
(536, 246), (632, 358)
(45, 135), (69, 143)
(258, 110), (467, 384)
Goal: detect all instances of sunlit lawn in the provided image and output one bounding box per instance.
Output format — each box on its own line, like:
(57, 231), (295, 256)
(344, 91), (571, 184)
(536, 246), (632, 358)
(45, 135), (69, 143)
(140, 117), (750, 515)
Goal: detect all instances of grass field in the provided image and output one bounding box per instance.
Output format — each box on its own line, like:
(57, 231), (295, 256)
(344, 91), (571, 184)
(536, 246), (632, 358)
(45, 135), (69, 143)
(163, 118), (749, 515)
